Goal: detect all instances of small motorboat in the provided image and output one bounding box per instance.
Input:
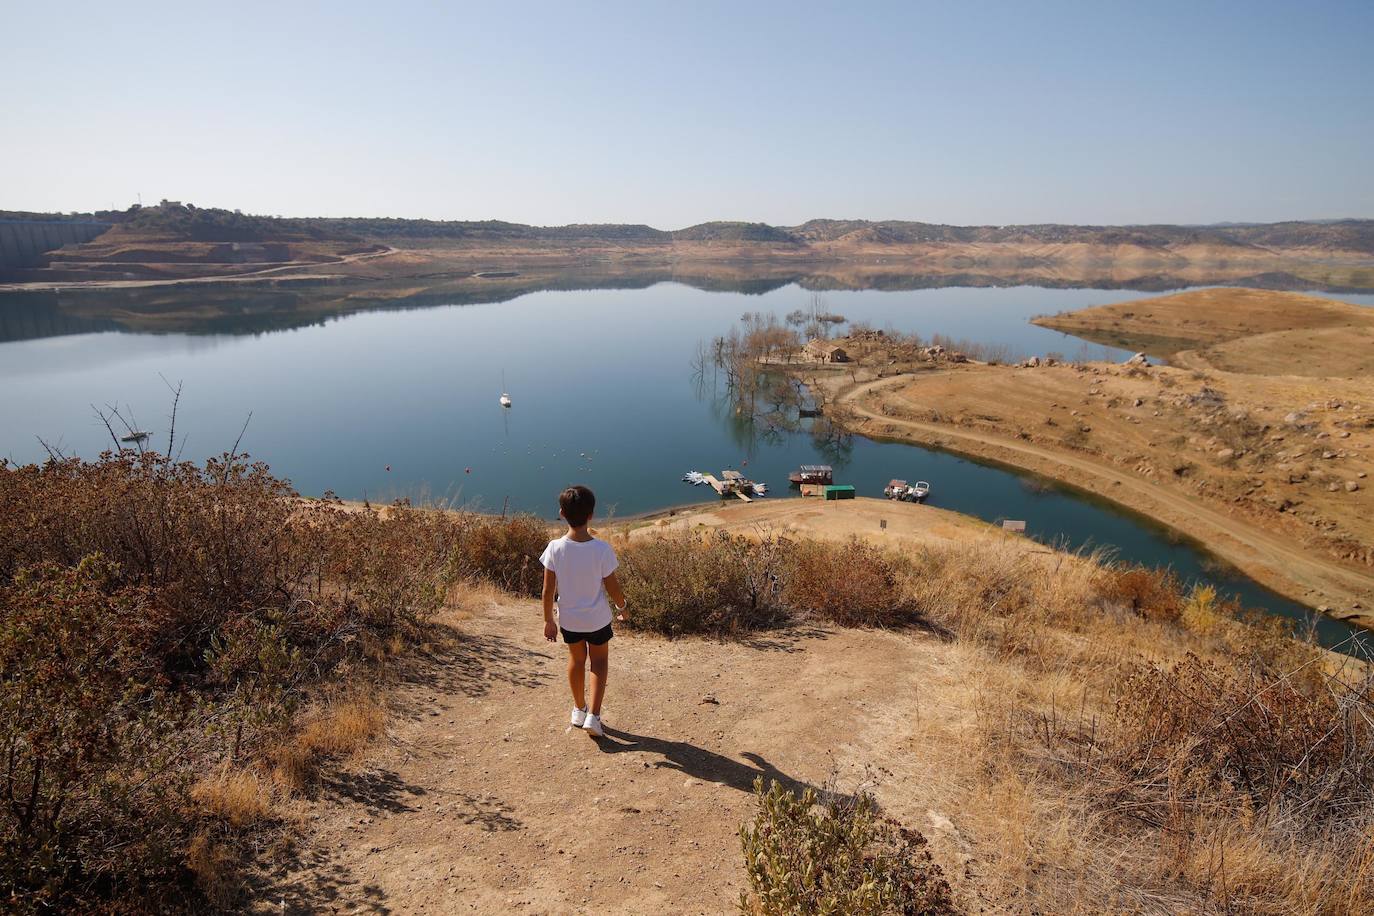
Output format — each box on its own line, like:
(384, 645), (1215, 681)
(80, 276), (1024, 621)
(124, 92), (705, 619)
(884, 479), (908, 500)
(499, 392), (512, 408)
(751, 482), (768, 496)
(120, 430), (150, 443)
(909, 481), (931, 502)
(682, 471), (706, 485)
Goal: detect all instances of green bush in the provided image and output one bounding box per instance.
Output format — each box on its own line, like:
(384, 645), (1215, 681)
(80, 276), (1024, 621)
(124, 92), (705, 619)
(739, 778), (955, 915)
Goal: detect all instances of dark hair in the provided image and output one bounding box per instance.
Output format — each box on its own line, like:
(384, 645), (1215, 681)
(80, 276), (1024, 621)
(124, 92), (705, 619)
(559, 485), (595, 527)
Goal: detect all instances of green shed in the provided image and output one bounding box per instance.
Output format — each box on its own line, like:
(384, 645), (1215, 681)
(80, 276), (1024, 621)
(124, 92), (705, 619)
(822, 484), (856, 500)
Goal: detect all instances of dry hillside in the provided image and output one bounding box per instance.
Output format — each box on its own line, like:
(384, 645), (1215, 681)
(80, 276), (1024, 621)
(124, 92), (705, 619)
(258, 498), (1374, 914)
(800, 290), (1374, 630)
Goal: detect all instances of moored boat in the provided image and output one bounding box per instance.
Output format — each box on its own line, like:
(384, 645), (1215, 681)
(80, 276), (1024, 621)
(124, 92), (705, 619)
(788, 464), (833, 486)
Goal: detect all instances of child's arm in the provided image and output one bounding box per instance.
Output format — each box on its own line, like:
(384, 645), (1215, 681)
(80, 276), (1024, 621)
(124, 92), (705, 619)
(541, 569), (558, 641)
(604, 571), (628, 621)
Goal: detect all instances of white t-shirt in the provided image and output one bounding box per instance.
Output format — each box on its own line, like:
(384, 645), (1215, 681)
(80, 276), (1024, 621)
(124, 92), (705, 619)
(539, 535), (619, 632)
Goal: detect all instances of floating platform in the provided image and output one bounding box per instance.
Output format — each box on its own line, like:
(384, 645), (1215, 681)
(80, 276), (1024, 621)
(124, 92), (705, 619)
(702, 472), (755, 502)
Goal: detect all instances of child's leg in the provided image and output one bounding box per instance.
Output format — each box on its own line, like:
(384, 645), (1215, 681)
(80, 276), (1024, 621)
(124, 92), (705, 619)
(566, 641), (588, 710)
(587, 642), (609, 715)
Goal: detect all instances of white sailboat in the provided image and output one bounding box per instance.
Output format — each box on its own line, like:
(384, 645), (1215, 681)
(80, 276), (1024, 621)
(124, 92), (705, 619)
(499, 370), (512, 408)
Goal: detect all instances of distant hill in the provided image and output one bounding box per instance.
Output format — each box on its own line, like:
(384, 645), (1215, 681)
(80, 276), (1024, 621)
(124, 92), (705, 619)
(13, 202), (1373, 253)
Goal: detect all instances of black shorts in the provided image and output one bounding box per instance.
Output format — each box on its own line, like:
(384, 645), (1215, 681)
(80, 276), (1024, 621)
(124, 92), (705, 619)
(560, 622), (614, 646)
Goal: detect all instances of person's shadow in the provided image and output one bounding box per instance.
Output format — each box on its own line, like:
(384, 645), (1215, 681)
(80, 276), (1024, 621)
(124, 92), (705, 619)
(595, 726), (821, 798)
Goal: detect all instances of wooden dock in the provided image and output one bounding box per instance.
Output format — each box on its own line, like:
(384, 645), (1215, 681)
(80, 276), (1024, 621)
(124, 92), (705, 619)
(702, 473), (753, 502)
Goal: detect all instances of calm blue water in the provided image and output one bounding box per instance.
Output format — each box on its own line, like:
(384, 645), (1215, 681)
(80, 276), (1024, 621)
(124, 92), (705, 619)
(4, 281), (1372, 650)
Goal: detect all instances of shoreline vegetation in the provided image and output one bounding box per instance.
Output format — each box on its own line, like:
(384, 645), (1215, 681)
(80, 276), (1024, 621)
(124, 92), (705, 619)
(3, 451), (1372, 912)
(703, 288), (1374, 631)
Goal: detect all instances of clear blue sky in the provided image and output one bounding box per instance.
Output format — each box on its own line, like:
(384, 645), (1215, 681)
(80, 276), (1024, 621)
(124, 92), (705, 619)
(3, 0), (1371, 227)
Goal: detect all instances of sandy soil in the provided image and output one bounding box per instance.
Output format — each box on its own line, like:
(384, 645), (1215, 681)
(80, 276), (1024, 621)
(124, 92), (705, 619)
(815, 296), (1374, 627)
(1034, 287), (1374, 376)
(258, 500), (1018, 914)
(630, 493), (1021, 549)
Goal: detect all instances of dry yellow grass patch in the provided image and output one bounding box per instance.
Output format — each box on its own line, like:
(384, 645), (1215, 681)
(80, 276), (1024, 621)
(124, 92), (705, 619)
(191, 768), (273, 828)
(271, 697), (386, 791)
(187, 829), (242, 906)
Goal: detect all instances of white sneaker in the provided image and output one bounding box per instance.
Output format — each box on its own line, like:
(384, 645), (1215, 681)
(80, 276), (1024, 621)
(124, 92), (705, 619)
(570, 706), (588, 727)
(582, 713), (605, 738)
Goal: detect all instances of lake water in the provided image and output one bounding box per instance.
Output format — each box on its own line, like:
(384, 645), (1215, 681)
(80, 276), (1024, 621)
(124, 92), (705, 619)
(4, 280), (1373, 650)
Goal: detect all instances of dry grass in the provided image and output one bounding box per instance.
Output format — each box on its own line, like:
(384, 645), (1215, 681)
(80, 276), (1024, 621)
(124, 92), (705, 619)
(271, 697), (386, 791)
(606, 520), (1373, 910)
(887, 538), (1374, 915)
(191, 769), (274, 829)
(186, 829), (241, 908)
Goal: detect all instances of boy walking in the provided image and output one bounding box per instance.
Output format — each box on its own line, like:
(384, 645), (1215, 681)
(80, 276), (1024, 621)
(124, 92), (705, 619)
(540, 485), (627, 738)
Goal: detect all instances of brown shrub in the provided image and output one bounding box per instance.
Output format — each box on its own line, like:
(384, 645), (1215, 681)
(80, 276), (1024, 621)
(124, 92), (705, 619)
(452, 514), (550, 597)
(1108, 653), (1374, 827)
(617, 531), (787, 636)
(781, 537), (917, 627)
(270, 697), (386, 791)
(186, 830), (242, 909)
(0, 557), (203, 909)
(0, 453), (460, 910)
(620, 531), (936, 636)
(1101, 565), (1184, 622)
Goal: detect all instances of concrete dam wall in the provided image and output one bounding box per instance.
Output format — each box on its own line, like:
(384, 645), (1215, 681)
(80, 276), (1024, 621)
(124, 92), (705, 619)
(0, 219), (111, 272)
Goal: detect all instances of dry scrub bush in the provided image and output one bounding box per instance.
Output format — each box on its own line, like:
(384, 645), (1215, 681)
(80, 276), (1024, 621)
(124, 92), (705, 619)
(1101, 565), (1184, 622)
(1079, 651), (1374, 912)
(0, 558), (201, 909)
(0, 452), (488, 910)
(446, 513), (549, 597)
(901, 540), (1112, 675)
(619, 532), (927, 636)
(1004, 632), (1374, 912)
(739, 778), (954, 916)
(781, 538), (917, 627)
(1108, 653), (1374, 827)
(617, 531), (787, 636)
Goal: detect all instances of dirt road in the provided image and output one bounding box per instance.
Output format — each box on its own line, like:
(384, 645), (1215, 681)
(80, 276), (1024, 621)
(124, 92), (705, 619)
(838, 376), (1374, 627)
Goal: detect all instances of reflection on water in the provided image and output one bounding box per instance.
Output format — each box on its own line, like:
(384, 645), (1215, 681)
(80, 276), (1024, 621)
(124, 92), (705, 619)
(5, 259), (1374, 344)
(2, 272), (1372, 651)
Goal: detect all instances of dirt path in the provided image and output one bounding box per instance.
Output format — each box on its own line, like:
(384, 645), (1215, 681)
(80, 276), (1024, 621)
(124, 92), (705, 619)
(263, 595), (989, 914)
(838, 376), (1374, 626)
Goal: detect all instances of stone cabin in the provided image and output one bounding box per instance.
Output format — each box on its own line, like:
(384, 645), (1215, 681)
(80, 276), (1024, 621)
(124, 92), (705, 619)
(805, 339), (849, 363)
